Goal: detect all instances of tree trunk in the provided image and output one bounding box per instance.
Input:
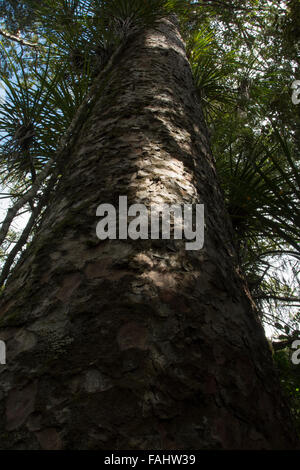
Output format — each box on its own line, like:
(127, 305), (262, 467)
(0, 16), (297, 450)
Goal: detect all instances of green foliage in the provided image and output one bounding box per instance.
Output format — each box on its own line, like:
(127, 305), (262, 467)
(187, 28), (238, 120)
(0, 0), (34, 32)
(0, 45), (65, 183)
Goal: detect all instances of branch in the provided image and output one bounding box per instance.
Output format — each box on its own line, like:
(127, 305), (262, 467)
(253, 250), (300, 261)
(191, 1), (255, 12)
(272, 337), (299, 352)
(254, 295), (300, 303)
(0, 159), (54, 247)
(0, 29), (40, 48)
(0, 175), (56, 288)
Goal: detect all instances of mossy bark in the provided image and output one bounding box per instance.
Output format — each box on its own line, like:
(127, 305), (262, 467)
(0, 17), (297, 450)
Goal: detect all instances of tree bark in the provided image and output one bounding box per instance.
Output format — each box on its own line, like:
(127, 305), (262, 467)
(0, 16), (297, 450)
